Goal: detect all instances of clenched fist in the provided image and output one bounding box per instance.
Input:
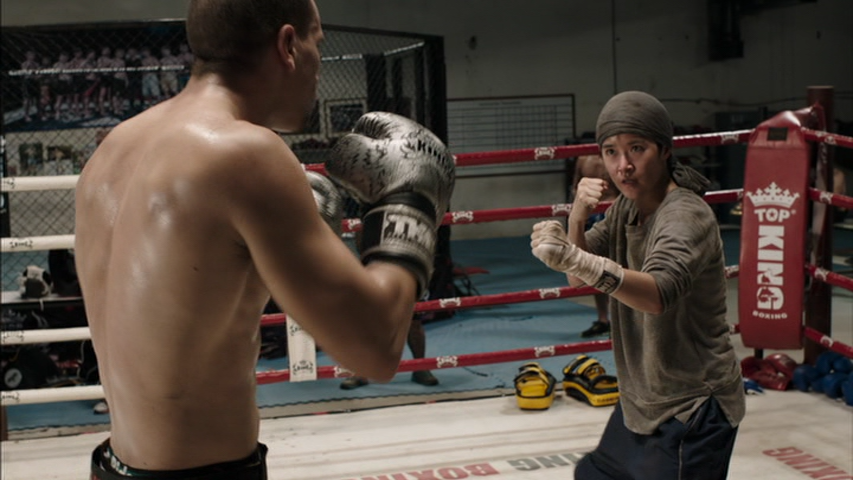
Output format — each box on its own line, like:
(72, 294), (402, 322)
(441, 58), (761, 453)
(571, 177), (611, 224)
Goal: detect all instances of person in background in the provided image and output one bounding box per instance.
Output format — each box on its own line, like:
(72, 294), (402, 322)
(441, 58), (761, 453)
(20, 50), (41, 122)
(340, 225), (456, 390)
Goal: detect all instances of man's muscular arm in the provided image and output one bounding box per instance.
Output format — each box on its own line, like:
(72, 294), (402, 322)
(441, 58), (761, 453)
(326, 112), (455, 301)
(224, 126), (417, 382)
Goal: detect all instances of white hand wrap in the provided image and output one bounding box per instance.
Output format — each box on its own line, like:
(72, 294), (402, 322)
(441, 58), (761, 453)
(530, 221), (624, 294)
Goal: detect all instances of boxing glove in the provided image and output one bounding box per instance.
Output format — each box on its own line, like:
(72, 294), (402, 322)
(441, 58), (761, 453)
(791, 364), (819, 392)
(530, 220), (624, 294)
(816, 351), (841, 376)
(305, 170), (343, 236)
(841, 380), (853, 406)
(740, 356), (762, 378)
(810, 374), (825, 393)
(742, 356), (790, 391)
(755, 352), (797, 390)
(325, 112), (455, 297)
(832, 355), (853, 374)
(765, 353), (797, 379)
(822, 372), (848, 399)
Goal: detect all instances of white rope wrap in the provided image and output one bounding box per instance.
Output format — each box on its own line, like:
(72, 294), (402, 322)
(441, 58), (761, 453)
(286, 316), (318, 382)
(1, 234), (75, 252)
(1, 327), (91, 345)
(1, 385), (104, 406)
(1, 175), (79, 192)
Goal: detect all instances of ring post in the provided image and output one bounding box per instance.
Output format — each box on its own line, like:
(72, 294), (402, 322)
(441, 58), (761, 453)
(738, 110), (811, 350)
(804, 86), (834, 364)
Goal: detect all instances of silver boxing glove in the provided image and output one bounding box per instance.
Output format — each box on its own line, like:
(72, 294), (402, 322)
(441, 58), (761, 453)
(305, 170), (344, 237)
(325, 112), (456, 297)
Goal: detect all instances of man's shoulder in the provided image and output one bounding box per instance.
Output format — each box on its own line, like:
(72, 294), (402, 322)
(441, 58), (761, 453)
(108, 109), (292, 174)
(217, 121), (292, 160)
(190, 121), (301, 188)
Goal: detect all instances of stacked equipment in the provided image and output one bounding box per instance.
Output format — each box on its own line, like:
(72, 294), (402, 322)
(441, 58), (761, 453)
(791, 351), (853, 406)
(740, 353), (798, 391)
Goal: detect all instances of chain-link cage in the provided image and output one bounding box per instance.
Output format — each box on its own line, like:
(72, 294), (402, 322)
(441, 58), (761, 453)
(1, 20), (446, 291)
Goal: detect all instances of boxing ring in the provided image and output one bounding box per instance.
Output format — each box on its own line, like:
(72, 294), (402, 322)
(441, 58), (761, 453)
(2, 93), (853, 479)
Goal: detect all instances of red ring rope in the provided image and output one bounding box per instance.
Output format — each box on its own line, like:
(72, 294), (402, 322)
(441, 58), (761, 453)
(808, 188), (853, 211)
(256, 338), (613, 384)
(340, 189), (745, 233)
(260, 263), (749, 328)
(304, 129), (756, 175)
(806, 264), (853, 291)
(802, 327), (853, 359)
(802, 128), (853, 150)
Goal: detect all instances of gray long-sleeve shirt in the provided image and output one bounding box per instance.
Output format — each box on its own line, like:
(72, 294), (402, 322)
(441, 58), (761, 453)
(585, 188), (746, 434)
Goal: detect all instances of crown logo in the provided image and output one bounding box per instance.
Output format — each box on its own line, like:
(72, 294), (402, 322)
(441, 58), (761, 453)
(746, 182), (799, 208)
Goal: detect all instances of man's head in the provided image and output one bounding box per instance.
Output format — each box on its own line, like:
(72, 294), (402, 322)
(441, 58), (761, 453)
(186, 0), (324, 131)
(187, 0), (318, 74)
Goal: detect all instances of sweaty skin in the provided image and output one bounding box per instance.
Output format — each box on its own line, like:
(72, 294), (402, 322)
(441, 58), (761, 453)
(75, 2), (416, 471)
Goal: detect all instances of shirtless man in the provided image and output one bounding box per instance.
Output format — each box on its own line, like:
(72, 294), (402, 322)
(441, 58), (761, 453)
(572, 154), (618, 338)
(75, 0), (454, 478)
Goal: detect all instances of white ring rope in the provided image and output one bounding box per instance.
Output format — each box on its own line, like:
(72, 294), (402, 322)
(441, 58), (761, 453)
(1, 175), (78, 192)
(2, 385), (104, 406)
(1, 234), (75, 252)
(1, 327), (91, 345)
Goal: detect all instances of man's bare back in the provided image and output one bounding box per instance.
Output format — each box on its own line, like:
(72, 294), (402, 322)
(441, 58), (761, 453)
(76, 85), (286, 469)
(77, 84), (419, 472)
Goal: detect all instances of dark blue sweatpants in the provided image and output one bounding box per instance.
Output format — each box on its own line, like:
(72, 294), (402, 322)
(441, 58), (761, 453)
(575, 397), (738, 480)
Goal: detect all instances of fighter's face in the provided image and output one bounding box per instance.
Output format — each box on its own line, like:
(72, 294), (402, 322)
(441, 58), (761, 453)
(600, 134), (670, 202)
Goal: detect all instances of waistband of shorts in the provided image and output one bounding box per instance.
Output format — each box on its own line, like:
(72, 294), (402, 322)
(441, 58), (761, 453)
(91, 439), (268, 479)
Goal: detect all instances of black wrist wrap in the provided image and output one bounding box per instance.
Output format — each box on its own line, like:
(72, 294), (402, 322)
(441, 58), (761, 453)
(359, 192), (437, 298)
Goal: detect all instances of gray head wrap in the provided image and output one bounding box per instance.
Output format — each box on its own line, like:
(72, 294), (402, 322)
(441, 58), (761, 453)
(595, 91), (673, 150)
(595, 91), (709, 195)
